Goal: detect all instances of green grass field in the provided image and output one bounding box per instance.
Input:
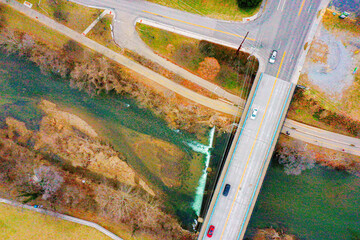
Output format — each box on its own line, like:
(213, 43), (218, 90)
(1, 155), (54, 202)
(0, 203), (111, 240)
(145, 0), (261, 21)
(3, 4), (70, 49)
(87, 15), (123, 53)
(137, 23), (258, 96)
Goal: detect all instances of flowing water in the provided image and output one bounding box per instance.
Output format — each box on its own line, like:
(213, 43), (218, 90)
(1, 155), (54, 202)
(0, 52), (210, 228)
(187, 126), (215, 216)
(245, 158), (360, 239)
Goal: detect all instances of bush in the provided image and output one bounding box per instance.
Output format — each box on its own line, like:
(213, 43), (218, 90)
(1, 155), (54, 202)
(53, 8), (68, 22)
(237, 0), (262, 8)
(0, 4), (6, 30)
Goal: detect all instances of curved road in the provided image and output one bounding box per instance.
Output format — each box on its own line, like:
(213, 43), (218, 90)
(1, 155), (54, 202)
(1, 0), (239, 115)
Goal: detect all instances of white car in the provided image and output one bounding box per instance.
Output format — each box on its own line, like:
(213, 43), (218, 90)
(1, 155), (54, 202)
(250, 108), (258, 119)
(269, 50), (277, 64)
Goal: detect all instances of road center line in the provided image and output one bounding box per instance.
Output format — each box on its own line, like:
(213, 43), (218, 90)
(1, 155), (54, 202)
(298, 0), (306, 16)
(142, 10), (256, 41)
(219, 52), (287, 240)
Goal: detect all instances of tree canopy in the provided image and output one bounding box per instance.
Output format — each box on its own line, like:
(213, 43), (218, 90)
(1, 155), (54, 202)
(237, 0), (262, 8)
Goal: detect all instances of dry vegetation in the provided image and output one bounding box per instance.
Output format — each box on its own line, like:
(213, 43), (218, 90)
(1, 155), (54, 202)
(0, 203), (111, 240)
(0, 112), (195, 239)
(322, 9), (360, 35)
(276, 135), (360, 177)
(0, 3), (232, 133)
(86, 14), (123, 53)
(14, 0), (102, 32)
(288, 9), (360, 138)
(287, 88), (360, 138)
(253, 227), (297, 240)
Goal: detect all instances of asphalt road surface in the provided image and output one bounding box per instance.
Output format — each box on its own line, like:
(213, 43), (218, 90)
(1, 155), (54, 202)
(282, 119), (360, 156)
(203, 74), (292, 240)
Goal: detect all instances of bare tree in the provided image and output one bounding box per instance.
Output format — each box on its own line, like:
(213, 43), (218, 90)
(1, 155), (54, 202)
(277, 140), (315, 175)
(32, 165), (64, 200)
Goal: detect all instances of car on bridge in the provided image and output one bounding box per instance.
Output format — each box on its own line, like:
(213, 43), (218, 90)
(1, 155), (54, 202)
(250, 108), (258, 120)
(207, 225), (215, 238)
(223, 184), (231, 196)
(269, 50), (277, 64)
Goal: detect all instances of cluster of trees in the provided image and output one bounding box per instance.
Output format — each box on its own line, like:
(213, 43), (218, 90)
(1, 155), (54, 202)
(0, 126), (195, 239)
(237, 0), (262, 8)
(276, 139), (315, 175)
(290, 89), (360, 137)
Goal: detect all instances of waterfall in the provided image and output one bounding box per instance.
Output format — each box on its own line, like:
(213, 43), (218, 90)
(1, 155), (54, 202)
(186, 127), (215, 216)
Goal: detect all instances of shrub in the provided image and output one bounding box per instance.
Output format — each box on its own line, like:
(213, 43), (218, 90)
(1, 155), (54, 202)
(237, 0), (262, 8)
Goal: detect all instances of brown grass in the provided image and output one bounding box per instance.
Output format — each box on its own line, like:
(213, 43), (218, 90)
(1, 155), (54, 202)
(323, 9), (360, 35)
(86, 15), (123, 53)
(14, 0), (102, 33)
(307, 39), (329, 64)
(278, 135), (360, 175)
(287, 86), (360, 138)
(3, 4), (70, 49)
(0, 203), (112, 240)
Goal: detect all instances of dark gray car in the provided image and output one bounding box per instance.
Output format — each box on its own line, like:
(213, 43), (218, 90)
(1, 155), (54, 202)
(223, 184), (231, 196)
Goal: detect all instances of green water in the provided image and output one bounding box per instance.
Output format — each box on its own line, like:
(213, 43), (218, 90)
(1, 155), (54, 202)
(245, 158), (360, 240)
(0, 52), (203, 227)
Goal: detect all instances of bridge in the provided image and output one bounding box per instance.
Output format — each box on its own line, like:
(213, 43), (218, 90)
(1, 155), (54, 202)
(199, 0), (330, 239)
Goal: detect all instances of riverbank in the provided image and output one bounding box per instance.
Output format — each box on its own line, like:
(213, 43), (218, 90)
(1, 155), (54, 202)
(0, 98), (196, 239)
(245, 138), (360, 239)
(0, 3), (233, 133)
(288, 9), (360, 138)
(276, 135), (360, 176)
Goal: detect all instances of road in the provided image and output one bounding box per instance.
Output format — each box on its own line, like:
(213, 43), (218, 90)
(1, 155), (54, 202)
(0, 198), (123, 240)
(72, 0), (322, 84)
(282, 119), (360, 156)
(1, 0), (239, 115)
(198, 0), (330, 239)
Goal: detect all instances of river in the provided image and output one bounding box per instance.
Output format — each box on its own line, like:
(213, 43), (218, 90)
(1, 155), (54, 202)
(245, 157), (360, 239)
(2, 52), (359, 238)
(0, 52), (210, 228)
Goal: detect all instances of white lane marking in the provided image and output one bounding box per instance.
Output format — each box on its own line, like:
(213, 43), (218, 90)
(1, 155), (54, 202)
(281, 0), (287, 11)
(278, 41), (282, 49)
(307, 3), (313, 12)
(277, 0), (283, 10)
(289, 53), (294, 62)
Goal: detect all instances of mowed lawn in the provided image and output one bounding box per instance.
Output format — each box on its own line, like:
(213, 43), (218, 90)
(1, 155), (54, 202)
(0, 203), (111, 240)
(145, 0), (260, 21)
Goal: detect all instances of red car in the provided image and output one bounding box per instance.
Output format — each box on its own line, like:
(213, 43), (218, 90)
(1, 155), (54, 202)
(207, 225), (215, 238)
